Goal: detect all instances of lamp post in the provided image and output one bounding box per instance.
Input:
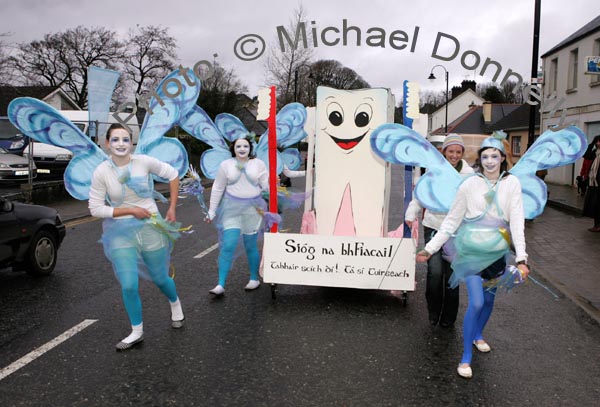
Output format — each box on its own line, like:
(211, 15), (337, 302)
(294, 63), (313, 103)
(428, 65), (449, 135)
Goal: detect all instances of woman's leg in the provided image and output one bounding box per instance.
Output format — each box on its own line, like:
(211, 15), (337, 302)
(142, 246), (184, 323)
(217, 228), (241, 287)
(474, 287), (496, 341)
(142, 246), (177, 302)
(242, 233), (260, 281)
(440, 258), (460, 327)
(461, 275), (485, 364)
(112, 247), (142, 326)
(111, 247), (144, 346)
(426, 251), (444, 325)
(424, 227), (443, 325)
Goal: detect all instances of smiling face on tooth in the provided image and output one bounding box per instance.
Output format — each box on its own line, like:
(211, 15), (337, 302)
(320, 94), (377, 154)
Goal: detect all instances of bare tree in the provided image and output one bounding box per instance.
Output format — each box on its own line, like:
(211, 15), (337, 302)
(11, 26), (124, 108)
(264, 4), (314, 106)
(501, 80), (524, 103)
(0, 32), (15, 86)
(301, 59), (370, 104)
(309, 59), (369, 89)
(123, 25), (177, 105)
(419, 89), (447, 111)
(196, 62), (249, 119)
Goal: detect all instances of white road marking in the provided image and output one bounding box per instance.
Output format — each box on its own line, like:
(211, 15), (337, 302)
(193, 243), (219, 259)
(0, 319), (98, 381)
(65, 217), (99, 228)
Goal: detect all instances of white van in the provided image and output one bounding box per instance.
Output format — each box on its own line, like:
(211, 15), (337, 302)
(26, 111), (140, 177)
(59, 110), (141, 146)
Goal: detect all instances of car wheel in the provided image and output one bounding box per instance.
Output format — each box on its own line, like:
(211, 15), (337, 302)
(25, 230), (58, 276)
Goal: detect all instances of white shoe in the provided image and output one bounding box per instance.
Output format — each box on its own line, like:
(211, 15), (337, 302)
(473, 340), (491, 353)
(457, 363), (472, 379)
(244, 280), (260, 290)
(209, 285), (225, 296)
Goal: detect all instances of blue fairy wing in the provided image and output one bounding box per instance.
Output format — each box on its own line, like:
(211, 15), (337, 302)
(200, 149), (231, 179)
(510, 125), (587, 218)
(371, 123), (462, 212)
(215, 113), (249, 143)
(179, 105), (231, 178)
(180, 105), (228, 149)
(135, 69), (200, 180)
(275, 103), (307, 148)
(281, 148), (302, 170)
(8, 97), (107, 200)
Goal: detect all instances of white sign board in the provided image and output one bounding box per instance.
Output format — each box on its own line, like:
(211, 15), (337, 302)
(263, 233), (415, 291)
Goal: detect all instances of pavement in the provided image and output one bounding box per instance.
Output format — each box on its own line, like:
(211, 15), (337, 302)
(6, 181), (600, 324)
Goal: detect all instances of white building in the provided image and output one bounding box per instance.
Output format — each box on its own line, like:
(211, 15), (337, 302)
(541, 15), (600, 185)
(428, 86), (484, 135)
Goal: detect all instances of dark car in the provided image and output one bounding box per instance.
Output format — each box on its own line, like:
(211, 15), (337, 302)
(0, 196), (66, 276)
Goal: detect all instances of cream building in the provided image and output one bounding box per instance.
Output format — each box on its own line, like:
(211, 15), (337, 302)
(541, 15), (600, 185)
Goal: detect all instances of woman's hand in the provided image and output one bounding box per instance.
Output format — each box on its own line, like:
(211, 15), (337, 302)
(165, 207), (176, 223)
(517, 263), (530, 280)
(405, 220), (413, 229)
(415, 250), (431, 263)
(130, 207), (151, 219)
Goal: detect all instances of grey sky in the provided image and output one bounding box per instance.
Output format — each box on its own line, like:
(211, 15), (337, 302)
(1, 0), (599, 102)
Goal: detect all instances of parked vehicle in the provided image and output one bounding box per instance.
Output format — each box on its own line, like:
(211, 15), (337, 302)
(0, 117), (29, 155)
(0, 147), (37, 182)
(0, 196), (66, 276)
(23, 142), (72, 178)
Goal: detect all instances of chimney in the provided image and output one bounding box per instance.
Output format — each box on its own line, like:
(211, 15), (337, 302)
(461, 80), (476, 93)
(483, 101), (492, 123)
(451, 85), (461, 99)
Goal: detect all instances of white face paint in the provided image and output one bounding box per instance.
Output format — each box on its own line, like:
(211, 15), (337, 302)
(480, 148), (504, 177)
(107, 129), (132, 157)
(234, 139), (250, 159)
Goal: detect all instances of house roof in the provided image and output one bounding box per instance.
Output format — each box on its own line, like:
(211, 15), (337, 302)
(430, 88), (483, 117)
(432, 103), (521, 135)
(541, 14), (600, 58)
(0, 85), (79, 115)
(488, 103), (540, 132)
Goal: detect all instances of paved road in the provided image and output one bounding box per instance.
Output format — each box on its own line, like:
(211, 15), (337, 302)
(1, 168), (599, 406)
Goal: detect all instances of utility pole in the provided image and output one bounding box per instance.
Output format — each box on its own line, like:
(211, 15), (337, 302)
(528, 0), (541, 148)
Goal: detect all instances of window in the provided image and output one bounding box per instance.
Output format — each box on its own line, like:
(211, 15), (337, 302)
(549, 58), (558, 95)
(511, 136), (522, 156)
(567, 48), (578, 91)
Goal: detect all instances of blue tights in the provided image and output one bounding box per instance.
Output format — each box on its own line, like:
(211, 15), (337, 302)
(218, 229), (259, 287)
(461, 275), (497, 364)
(112, 247), (178, 326)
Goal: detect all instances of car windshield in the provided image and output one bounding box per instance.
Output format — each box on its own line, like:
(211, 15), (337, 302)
(0, 118), (22, 140)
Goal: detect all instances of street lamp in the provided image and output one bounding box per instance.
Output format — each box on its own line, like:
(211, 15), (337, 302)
(428, 65), (449, 135)
(294, 63), (313, 103)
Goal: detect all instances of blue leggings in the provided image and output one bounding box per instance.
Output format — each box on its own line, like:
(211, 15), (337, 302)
(218, 229), (259, 287)
(112, 247), (178, 326)
(461, 275), (497, 364)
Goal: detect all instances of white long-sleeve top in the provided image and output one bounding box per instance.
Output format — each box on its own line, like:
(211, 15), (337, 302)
(208, 158), (269, 219)
(282, 166), (305, 178)
(405, 159), (474, 230)
(88, 155), (178, 219)
(424, 173), (528, 263)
